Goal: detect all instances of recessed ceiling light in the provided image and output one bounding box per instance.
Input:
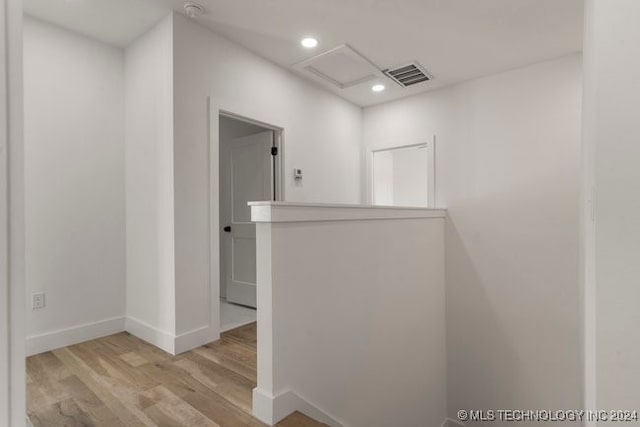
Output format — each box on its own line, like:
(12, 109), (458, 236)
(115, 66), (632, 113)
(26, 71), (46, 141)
(372, 84), (385, 92)
(301, 37), (319, 48)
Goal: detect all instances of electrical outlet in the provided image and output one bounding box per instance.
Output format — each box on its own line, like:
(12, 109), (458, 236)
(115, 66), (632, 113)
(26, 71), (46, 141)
(32, 293), (45, 310)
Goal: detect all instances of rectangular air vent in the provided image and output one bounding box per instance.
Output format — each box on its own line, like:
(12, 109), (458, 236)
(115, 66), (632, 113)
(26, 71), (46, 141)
(384, 62), (432, 88)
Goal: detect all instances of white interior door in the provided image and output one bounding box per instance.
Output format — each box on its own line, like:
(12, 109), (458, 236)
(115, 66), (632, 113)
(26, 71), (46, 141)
(224, 130), (273, 307)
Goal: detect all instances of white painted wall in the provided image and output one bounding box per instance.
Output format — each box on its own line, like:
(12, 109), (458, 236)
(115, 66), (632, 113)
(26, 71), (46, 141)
(251, 203), (447, 427)
(581, 2), (597, 419)
(124, 15), (177, 351)
(23, 17), (126, 354)
(0, 0), (11, 416)
(20, 10), (363, 356)
(1, 0), (25, 423)
(582, 0), (640, 416)
(171, 13), (363, 338)
(363, 55), (583, 423)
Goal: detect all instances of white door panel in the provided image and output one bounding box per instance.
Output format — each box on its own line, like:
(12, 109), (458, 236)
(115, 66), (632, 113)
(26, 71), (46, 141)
(231, 224), (257, 285)
(224, 130), (273, 307)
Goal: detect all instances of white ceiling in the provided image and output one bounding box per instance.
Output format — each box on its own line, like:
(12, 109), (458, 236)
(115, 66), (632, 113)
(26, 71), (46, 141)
(24, 0), (172, 48)
(24, 0), (584, 107)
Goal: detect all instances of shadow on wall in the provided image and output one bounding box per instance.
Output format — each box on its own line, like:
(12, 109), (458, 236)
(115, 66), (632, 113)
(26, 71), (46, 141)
(445, 207), (581, 424)
(445, 217), (519, 421)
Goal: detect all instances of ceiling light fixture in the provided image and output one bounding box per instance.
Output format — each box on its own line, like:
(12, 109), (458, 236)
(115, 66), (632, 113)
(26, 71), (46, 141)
(301, 37), (319, 48)
(184, 3), (205, 18)
(372, 84), (385, 92)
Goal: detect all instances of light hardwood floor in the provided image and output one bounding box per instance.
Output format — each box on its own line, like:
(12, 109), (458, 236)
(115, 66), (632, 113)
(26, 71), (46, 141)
(27, 323), (326, 427)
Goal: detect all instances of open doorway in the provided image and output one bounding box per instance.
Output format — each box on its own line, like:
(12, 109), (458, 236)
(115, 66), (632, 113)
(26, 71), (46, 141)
(218, 113), (281, 332)
(370, 139), (436, 208)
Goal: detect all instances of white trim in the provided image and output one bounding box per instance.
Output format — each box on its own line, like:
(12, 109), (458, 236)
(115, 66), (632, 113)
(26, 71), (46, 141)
(125, 316), (176, 355)
(429, 135), (436, 207)
(26, 317), (126, 356)
(219, 110), (284, 133)
(208, 97), (286, 359)
(2, 0), (24, 425)
(369, 137), (437, 208)
(0, 0), (10, 412)
(24, 316), (217, 358)
(217, 108), (285, 203)
(581, 1), (597, 424)
(364, 133), (438, 206)
(250, 201), (446, 223)
(255, 223), (273, 413)
(369, 142), (429, 153)
(173, 324), (216, 355)
(252, 388), (345, 427)
(251, 388), (276, 424)
(207, 97), (222, 351)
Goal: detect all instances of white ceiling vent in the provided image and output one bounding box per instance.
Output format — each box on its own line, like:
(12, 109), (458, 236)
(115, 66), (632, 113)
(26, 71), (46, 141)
(293, 44), (383, 89)
(383, 63), (432, 88)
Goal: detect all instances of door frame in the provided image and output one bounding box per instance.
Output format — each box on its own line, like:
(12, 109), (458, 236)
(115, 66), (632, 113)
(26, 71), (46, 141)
(218, 110), (284, 202)
(208, 98), (284, 340)
(2, 0), (26, 425)
(368, 136), (436, 208)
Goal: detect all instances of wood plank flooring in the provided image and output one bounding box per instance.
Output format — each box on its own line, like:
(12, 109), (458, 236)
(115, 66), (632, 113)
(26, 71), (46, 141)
(27, 323), (326, 427)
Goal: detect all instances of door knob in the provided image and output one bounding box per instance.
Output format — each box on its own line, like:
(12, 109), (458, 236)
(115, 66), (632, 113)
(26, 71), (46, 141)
(223, 226), (231, 233)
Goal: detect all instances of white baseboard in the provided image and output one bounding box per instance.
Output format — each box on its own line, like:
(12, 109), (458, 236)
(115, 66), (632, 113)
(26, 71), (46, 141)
(253, 387), (344, 427)
(174, 325), (218, 354)
(125, 317), (218, 355)
(26, 315), (219, 357)
(26, 316), (126, 356)
(124, 316), (176, 354)
(252, 387), (276, 424)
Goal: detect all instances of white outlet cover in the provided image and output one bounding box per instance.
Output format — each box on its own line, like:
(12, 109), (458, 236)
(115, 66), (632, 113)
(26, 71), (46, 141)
(32, 293), (45, 309)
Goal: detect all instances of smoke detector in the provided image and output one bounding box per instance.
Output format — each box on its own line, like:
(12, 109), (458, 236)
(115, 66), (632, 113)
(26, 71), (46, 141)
(184, 3), (205, 18)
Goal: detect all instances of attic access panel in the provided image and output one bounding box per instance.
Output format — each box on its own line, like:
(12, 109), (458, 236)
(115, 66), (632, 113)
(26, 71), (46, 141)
(293, 44), (383, 89)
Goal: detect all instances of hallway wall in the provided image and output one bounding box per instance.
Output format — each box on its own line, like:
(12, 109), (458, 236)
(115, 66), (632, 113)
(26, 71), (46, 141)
(582, 0), (640, 415)
(23, 11), (365, 356)
(124, 15), (177, 352)
(22, 17), (586, 424)
(171, 13), (363, 339)
(363, 55), (583, 423)
(24, 17), (126, 354)
(252, 205), (446, 426)
(0, 0), (25, 422)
